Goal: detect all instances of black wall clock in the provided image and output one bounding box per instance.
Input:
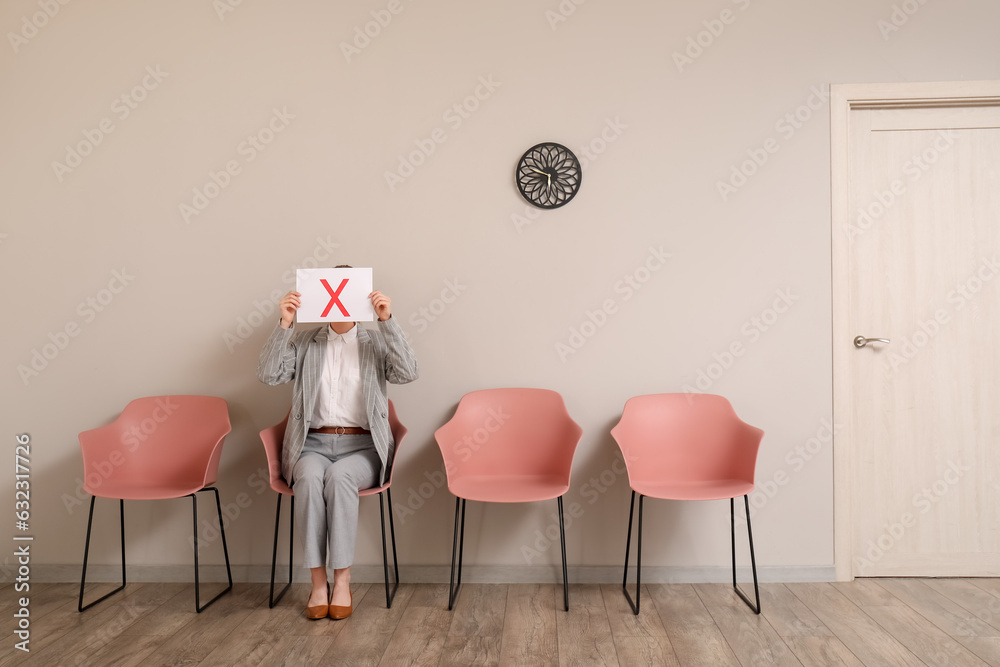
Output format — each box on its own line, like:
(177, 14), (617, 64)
(515, 142), (582, 209)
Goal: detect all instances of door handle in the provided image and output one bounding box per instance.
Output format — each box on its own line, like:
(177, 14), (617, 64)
(854, 335), (890, 348)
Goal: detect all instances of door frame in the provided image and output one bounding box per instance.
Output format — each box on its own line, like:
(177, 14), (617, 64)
(830, 80), (1000, 581)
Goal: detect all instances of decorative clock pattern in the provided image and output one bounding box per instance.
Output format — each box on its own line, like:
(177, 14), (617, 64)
(515, 142), (582, 209)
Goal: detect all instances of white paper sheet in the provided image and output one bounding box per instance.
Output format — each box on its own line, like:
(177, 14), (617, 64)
(295, 268), (375, 322)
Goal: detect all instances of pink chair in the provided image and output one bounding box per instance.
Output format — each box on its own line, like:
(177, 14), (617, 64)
(77, 396), (233, 613)
(260, 400), (408, 609)
(434, 388), (583, 611)
(611, 393), (764, 615)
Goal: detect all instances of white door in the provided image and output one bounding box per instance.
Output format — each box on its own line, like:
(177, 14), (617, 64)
(832, 83), (1000, 578)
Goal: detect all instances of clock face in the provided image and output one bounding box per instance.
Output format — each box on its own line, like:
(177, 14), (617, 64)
(515, 142), (582, 209)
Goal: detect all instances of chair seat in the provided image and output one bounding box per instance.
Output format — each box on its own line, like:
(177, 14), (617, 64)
(359, 482), (389, 497)
(87, 480), (210, 500)
(271, 480), (294, 496)
(631, 479), (753, 501)
(449, 474), (569, 503)
(274, 483), (384, 498)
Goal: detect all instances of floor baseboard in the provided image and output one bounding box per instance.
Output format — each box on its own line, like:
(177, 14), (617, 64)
(25, 564), (836, 584)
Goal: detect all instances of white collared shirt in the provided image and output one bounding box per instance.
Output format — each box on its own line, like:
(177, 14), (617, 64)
(310, 324), (369, 429)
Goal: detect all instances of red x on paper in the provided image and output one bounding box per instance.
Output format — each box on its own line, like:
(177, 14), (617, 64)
(320, 278), (350, 317)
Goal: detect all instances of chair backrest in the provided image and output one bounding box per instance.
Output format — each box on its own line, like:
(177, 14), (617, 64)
(611, 393), (763, 487)
(78, 396), (232, 498)
(259, 412), (292, 494)
(259, 400), (408, 494)
(434, 388), (582, 484)
(385, 399), (408, 487)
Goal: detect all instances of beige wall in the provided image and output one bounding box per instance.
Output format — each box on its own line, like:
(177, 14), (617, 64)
(2, 0), (998, 582)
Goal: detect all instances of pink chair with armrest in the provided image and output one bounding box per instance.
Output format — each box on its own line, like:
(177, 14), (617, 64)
(77, 395), (233, 613)
(611, 393), (764, 615)
(259, 400), (408, 608)
(434, 388), (583, 611)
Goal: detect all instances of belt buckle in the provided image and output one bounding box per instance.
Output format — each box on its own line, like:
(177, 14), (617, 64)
(335, 426), (346, 435)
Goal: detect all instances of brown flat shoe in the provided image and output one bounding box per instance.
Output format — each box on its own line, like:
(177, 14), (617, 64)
(305, 583), (330, 620)
(329, 590), (352, 620)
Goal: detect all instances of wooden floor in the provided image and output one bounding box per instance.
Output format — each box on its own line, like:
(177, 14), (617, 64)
(2, 579), (1000, 666)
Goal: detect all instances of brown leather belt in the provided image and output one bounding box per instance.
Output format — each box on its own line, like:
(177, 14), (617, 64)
(309, 426), (370, 435)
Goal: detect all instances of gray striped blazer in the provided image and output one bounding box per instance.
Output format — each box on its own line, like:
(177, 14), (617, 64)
(257, 316), (418, 486)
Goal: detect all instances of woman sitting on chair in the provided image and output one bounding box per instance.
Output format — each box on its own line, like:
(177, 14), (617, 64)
(257, 273), (418, 619)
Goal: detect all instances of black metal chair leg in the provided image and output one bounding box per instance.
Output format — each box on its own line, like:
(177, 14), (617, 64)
(269, 493), (294, 608)
(387, 487), (399, 598)
(558, 496), (569, 611)
(192, 487), (234, 613)
(458, 499), (466, 582)
(731, 495), (761, 614)
(622, 491), (643, 615)
(269, 493), (281, 607)
(379, 489), (400, 608)
(448, 497), (466, 610)
(622, 491), (633, 592)
(79, 497), (126, 612)
(448, 496), (460, 610)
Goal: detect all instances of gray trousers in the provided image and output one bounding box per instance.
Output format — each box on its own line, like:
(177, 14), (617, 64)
(292, 432), (381, 570)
